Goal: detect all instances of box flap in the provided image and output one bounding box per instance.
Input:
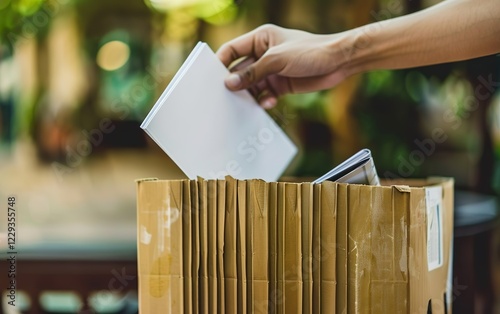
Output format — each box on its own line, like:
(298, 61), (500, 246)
(135, 177), (158, 183)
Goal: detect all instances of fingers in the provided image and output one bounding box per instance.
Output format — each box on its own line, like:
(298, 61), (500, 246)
(260, 96), (278, 109)
(216, 28), (263, 67)
(224, 53), (284, 91)
(224, 56), (255, 89)
(216, 24), (347, 106)
(217, 24), (285, 91)
(229, 56), (256, 72)
(288, 71), (348, 93)
(255, 71), (348, 109)
(247, 78), (279, 109)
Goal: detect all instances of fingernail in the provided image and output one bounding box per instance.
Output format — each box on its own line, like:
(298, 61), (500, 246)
(225, 73), (241, 89)
(261, 99), (276, 109)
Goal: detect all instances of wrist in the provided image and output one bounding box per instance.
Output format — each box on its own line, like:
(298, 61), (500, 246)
(329, 20), (400, 77)
(335, 27), (378, 77)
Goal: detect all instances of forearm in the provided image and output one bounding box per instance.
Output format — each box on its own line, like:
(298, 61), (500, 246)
(339, 0), (500, 75)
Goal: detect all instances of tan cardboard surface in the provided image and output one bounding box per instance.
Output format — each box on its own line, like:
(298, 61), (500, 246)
(136, 179), (184, 313)
(391, 184), (410, 313)
(190, 180), (199, 312)
(320, 181), (336, 313)
(246, 182), (254, 313)
(369, 186), (398, 313)
(248, 180), (269, 313)
(410, 178), (453, 313)
(268, 182), (278, 313)
(301, 183), (313, 314)
(237, 180), (247, 314)
(347, 184), (372, 313)
(283, 183), (303, 314)
(198, 179), (208, 313)
(217, 180), (226, 313)
(136, 177), (454, 314)
(277, 183), (285, 314)
(336, 183), (348, 314)
(164, 180), (184, 305)
(224, 177), (237, 313)
(344, 178), (453, 313)
(182, 180), (193, 314)
(207, 180), (218, 313)
(312, 184), (321, 313)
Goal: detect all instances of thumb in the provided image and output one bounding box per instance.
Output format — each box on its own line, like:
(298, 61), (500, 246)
(224, 54), (279, 90)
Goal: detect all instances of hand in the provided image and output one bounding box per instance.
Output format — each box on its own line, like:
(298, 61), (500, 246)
(217, 0), (500, 109)
(216, 24), (350, 109)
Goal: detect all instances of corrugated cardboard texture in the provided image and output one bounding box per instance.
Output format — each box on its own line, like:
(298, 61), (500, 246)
(312, 183), (322, 313)
(268, 182), (278, 313)
(248, 180), (269, 313)
(320, 182), (337, 313)
(217, 180), (226, 313)
(224, 177), (237, 313)
(137, 177), (453, 313)
(190, 180), (199, 312)
(336, 183), (348, 314)
(136, 180), (184, 313)
(198, 179), (208, 313)
(207, 180), (218, 313)
(301, 183), (313, 314)
(182, 180), (193, 314)
(237, 180), (248, 314)
(283, 183), (303, 313)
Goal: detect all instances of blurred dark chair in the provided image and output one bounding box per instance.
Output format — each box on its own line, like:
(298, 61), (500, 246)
(453, 190), (500, 314)
(0, 243), (137, 314)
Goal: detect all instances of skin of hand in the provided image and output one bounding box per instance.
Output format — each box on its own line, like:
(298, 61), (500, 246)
(216, 25), (352, 109)
(216, 0), (500, 109)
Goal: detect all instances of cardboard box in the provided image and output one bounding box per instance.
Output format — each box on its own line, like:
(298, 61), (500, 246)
(136, 177), (453, 313)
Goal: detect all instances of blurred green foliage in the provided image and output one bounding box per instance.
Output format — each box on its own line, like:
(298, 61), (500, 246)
(0, 0), (44, 44)
(354, 69), (422, 177)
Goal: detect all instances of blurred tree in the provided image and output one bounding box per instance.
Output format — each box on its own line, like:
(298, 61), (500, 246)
(0, 0), (57, 47)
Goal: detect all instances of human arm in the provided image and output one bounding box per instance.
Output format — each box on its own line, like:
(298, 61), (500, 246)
(216, 0), (500, 108)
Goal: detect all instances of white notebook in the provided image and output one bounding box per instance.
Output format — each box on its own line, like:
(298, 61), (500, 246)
(141, 42), (297, 181)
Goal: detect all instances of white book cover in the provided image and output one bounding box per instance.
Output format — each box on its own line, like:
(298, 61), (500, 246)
(141, 42), (297, 181)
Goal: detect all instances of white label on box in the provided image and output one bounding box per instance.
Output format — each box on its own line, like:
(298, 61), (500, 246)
(426, 186), (443, 271)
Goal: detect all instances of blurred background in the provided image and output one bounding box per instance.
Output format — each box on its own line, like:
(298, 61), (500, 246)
(0, 0), (499, 312)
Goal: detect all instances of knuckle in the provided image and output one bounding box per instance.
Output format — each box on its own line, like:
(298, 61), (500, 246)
(242, 66), (256, 83)
(258, 23), (277, 33)
(263, 50), (285, 72)
(219, 42), (229, 51)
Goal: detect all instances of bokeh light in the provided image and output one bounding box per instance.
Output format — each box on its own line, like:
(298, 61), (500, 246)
(96, 40), (130, 71)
